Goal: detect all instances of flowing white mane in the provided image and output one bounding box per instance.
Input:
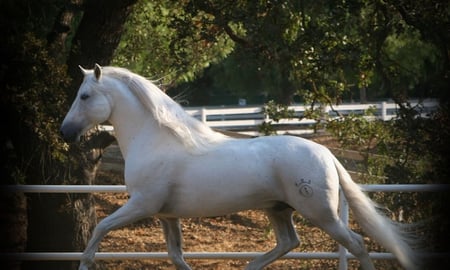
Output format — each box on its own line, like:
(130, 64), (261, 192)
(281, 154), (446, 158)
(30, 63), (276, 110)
(102, 66), (229, 153)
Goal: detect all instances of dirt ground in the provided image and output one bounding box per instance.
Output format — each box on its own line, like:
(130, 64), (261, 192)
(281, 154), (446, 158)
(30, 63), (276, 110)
(93, 169), (403, 270)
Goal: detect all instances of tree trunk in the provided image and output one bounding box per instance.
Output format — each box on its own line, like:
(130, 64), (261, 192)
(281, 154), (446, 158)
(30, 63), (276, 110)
(23, 141), (103, 270)
(47, 0), (84, 62)
(67, 0), (137, 96)
(20, 1), (135, 269)
(62, 0), (137, 260)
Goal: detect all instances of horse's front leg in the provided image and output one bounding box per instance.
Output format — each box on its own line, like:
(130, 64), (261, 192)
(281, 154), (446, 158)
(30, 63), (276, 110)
(79, 196), (152, 270)
(160, 217), (192, 270)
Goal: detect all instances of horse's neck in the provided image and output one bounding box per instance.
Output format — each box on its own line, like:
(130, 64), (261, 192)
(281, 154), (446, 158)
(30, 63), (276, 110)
(107, 87), (174, 159)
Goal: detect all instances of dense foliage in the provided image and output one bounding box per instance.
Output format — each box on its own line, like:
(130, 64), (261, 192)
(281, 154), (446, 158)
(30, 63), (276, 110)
(114, 0), (448, 106)
(112, 0), (234, 85)
(112, 2), (449, 212)
(1, 10), (71, 185)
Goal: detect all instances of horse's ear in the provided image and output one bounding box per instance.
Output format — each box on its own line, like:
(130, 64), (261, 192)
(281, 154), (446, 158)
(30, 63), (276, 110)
(78, 65), (88, 75)
(94, 63), (102, 81)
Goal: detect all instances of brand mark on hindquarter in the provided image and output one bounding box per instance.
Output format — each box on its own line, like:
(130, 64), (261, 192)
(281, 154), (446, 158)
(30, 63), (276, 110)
(295, 178), (313, 197)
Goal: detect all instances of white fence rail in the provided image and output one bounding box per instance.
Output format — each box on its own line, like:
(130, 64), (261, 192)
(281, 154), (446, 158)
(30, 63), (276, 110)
(183, 99), (438, 135)
(97, 100), (438, 136)
(3, 184), (449, 270)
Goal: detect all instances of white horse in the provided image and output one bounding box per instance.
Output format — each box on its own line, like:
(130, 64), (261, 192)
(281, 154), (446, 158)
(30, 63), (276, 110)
(61, 64), (420, 270)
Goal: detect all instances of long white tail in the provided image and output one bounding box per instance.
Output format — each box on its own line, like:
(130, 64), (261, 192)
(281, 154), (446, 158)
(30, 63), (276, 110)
(334, 156), (421, 270)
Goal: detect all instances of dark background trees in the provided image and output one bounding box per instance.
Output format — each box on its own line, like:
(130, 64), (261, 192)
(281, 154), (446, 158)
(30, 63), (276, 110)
(1, 1), (136, 269)
(114, 0), (448, 106)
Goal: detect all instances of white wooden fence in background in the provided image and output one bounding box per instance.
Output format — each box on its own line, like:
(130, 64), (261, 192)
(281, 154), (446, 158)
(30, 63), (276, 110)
(184, 99), (438, 135)
(97, 99), (438, 136)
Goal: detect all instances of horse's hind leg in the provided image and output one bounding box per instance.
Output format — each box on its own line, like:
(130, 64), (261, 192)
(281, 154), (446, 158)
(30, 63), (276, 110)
(312, 217), (375, 270)
(160, 217), (191, 270)
(246, 206), (299, 270)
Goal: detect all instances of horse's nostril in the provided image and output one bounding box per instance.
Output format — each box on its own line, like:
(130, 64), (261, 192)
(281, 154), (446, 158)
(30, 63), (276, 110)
(60, 125), (78, 142)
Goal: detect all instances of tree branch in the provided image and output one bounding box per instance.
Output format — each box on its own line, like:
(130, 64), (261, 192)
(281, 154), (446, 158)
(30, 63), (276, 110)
(222, 23), (251, 47)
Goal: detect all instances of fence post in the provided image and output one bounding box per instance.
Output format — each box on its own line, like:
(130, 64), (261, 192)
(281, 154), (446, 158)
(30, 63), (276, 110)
(381, 102), (387, 121)
(201, 107), (207, 124)
(338, 189), (349, 270)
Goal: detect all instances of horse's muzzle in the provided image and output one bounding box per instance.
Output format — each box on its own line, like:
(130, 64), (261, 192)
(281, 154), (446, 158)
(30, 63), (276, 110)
(60, 123), (81, 143)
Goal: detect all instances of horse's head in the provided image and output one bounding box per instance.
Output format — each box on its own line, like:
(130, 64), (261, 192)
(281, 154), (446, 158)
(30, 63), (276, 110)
(60, 64), (112, 142)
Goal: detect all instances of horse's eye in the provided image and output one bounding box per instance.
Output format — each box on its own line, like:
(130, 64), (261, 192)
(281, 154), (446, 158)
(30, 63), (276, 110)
(80, 93), (90, 100)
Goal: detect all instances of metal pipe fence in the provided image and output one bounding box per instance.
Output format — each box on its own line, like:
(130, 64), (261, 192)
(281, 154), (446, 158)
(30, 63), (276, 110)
(2, 184), (449, 269)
